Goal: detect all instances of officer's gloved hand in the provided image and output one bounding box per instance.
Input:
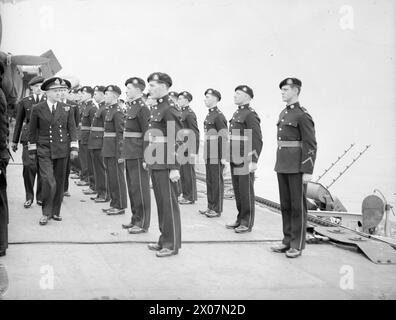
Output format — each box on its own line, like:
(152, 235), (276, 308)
(248, 162), (258, 173)
(117, 158), (125, 164)
(28, 152), (36, 162)
(70, 150), (78, 160)
(169, 169), (180, 182)
(142, 161), (148, 170)
(302, 173), (312, 184)
(220, 159), (227, 166)
(11, 142), (18, 152)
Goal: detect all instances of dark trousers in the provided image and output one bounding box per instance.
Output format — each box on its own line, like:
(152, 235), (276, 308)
(87, 149), (96, 190)
(205, 161), (224, 213)
(277, 173), (307, 250)
(70, 153), (81, 173)
(176, 179), (182, 197)
(180, 163), (197, 202)
(79, 143), (88, 182)
(22, 144), (42, 201)
(104, 157), (127, 209)
(230, 163), (255, 230)
(125, 158), (151, 230)
(151, 169), (181, 252)
(38, 152), (67, 218)
(90, 149), (107, 199)
(64, 154), (70, 192)
(0, 160), (9, 252)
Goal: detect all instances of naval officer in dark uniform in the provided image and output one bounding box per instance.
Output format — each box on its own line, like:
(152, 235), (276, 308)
(88, 86), (108, 203)
(177, 91), (199, 205)
(145, 72), (182, 257)
(121, 77), (151, 234)
(101, 85), (127, 215)
(226, 85), (263, 233)
(271, 78), (317, 258)
(28, 77), (78, 225)
(199, 89), (228, 218)
(11, 76), (45, 208)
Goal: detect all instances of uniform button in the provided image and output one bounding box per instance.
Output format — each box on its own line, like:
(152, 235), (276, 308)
(285, 111), (288, 114)
(278, 137), (281, 140)
(290, 105), (294, 109)
(289, 123), (291, 125)
(50, 140), (52, 143)
(279, 147), (282, 150)
(60, 139), (63, 142)
(49, 135), (52, 138)
(281, 119), (284, 122)
(279, 128), (282, 131)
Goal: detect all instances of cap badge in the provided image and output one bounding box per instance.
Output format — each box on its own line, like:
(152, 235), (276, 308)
(153, 74), (159, 81)
(286, 79), (293, 85)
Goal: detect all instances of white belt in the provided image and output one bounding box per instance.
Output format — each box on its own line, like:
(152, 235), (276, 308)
(229, 135), (248, 141)
(80, 126), (91, 131)
(277, 140), (302, 147)
(205, 135), (219, 140)
(103, 132), (116, 137)
(149, 136), (167, 143)
(91, 127), (105, 132)
(124, 131), (143, 138)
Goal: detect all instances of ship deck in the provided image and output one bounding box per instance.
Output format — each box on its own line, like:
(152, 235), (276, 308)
(1, 150), (396, 300)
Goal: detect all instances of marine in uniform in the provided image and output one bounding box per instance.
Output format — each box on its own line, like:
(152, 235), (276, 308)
(271, 78), (317, 258)
(28, 77), (78, 225)
(75, 86), (96, 188)
(101, 85), (127, 215)
(69, 88), (82, 178)
(177, 91), (199, 205)
(145, 72), (182, 257)
(11, 76), (45, 207)
(226, 85), (263, 233)
(87, 86), (109, 202)
(60, 80), (79, 197)
(121, 77), (151, 234)
(0, 62), (10, 256)
(198, 89), (228, 218)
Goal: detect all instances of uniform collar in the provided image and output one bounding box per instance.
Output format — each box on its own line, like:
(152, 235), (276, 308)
(109, 102), (118, 108)
(209, 106), (218, 113)
(156, 94), (172, 106)
(238, 104), (250, 110)
(181, 105), (190, 111)
(286, 101), (300, 110)
(130, 97), (143, 105)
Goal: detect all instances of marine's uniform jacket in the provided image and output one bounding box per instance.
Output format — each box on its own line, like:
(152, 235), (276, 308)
(146, 95), (182, 170)
(102, 102), (124, 159)
(203, 106), (228, 160)
(180, 106), (199, 155)
(80, 99), (98, 145)
(12, 94), (47, 144)
(88, 101), (107, 150)
(274, 102), (317, 174)
(122, 97), (150, 160)
(28, 101), (78, 159)
(228, 104), (263, 164)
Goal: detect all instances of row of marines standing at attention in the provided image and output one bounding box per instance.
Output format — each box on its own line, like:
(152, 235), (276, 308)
(6, 72), (316, 259)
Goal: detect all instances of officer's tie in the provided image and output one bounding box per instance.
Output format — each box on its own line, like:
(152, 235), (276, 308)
(51, 104), (56, 115)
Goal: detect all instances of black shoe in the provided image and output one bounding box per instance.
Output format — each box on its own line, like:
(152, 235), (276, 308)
(39, 216), (49, 225)
(179, 198), (194, 205)
(24, 199), (33, 208)
(128, 226), (146, 234)
(106, 208), (125, 215)
(122, 222), (134, 229)
(198, 208), (209, 215)
(156, 248), (177, 257)
(285, 248), (302, 258)
(225, 221), (240, 229)
(270, 243), (290, 253)
(37, 200), (43, 206)
(94, 198), (108, 203)
(52, 215), (62, 221)
(64, 191), (71, 197)
(0, 250), (5, 257)
(234, 225), (251, 233)
(205, 210), (221, 218)
(147, 243), (162, 251)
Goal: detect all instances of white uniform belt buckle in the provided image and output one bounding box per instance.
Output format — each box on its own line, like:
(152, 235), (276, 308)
(103, 132), (116, 137)
(149, 136), (167, 143)
(277, 140), (302, 147)
(80, 126), (91, 131)
(123, 131), (143, 138)
(204, 134), (219, 140)
(229, 135), (248, 141)
(91, 127), (105, 132)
